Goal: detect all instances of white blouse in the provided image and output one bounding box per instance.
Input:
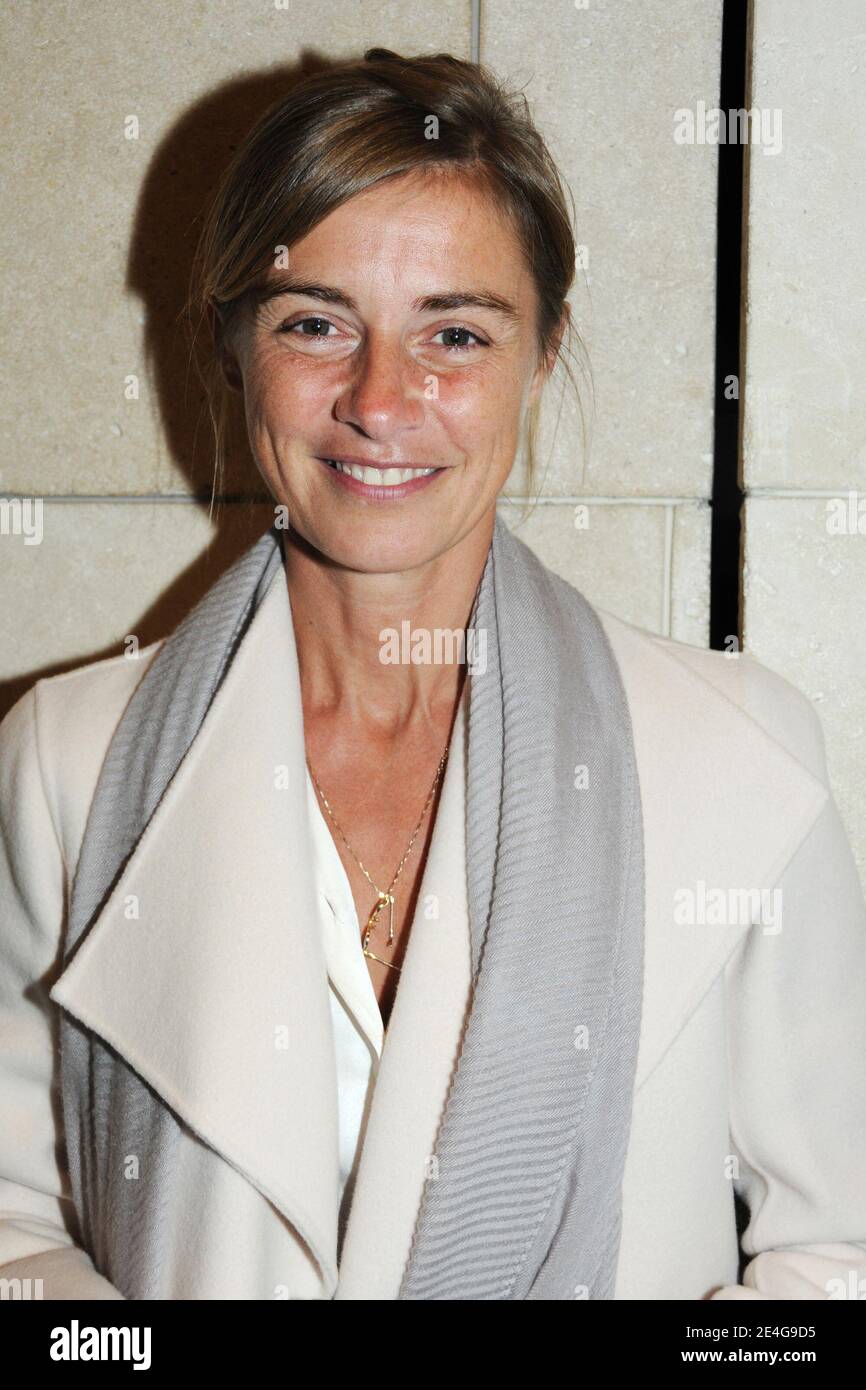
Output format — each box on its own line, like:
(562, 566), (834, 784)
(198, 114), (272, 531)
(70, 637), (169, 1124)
(304, 682), (469, 1260)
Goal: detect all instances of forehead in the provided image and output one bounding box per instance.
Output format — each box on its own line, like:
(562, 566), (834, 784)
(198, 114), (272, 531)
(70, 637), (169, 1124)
(274, 169), (531, 295)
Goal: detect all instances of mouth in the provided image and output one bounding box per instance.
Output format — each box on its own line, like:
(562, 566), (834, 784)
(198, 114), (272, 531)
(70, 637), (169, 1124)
(316, 456), (447, 499)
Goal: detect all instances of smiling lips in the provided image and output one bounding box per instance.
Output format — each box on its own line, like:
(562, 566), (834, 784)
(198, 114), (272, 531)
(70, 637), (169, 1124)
(320, 457), (441, 488)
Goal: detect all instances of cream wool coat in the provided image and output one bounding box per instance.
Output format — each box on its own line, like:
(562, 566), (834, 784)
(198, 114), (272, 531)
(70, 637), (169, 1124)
(1, 562), (865, 1301)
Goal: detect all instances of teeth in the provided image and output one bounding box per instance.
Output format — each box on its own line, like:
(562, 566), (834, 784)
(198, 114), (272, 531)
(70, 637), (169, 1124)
(326, 460), (438, 486)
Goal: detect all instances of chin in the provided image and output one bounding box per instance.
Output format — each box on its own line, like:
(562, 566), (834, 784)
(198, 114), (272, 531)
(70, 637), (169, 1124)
(316, 525), (452, 576)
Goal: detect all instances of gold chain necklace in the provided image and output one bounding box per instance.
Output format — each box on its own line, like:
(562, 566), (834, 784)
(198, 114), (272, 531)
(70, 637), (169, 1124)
(307, 741), (451, 974)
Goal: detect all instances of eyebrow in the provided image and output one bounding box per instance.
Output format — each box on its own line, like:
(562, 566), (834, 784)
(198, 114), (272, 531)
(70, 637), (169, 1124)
(248, 275), (521, 324)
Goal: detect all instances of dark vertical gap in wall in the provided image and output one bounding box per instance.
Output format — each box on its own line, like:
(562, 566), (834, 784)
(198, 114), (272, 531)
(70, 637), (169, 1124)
(715, 0), (753, 1276)
(709, 0), (749, 651)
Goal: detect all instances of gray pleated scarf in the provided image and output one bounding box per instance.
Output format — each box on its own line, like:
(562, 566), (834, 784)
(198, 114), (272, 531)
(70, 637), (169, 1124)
(58, 511), (645, 1300)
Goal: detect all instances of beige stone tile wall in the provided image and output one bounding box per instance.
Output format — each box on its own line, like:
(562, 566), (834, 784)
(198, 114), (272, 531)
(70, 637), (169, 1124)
(499, 497), (711, 644)
(490, 0), (723, 503)
(742, 0), (866, 888)
(0, 499), (274, 710)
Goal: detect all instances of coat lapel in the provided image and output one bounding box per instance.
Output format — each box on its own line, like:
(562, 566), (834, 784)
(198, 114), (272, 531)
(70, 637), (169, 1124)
(49, 565), (343, 1295)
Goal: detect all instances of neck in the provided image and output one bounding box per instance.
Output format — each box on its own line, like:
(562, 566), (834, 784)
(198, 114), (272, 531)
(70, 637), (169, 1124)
(282, 512), (493, 736)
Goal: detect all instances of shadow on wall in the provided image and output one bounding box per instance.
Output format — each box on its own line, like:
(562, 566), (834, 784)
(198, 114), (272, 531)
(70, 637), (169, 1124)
(1, 50), (342, 724)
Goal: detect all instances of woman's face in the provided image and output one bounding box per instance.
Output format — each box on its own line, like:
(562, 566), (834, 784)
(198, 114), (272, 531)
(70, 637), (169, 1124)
(225, 168), (555, 575)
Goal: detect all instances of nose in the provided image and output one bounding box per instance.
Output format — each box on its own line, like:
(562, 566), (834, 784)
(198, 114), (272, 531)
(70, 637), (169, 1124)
(333, 331), (426, 436)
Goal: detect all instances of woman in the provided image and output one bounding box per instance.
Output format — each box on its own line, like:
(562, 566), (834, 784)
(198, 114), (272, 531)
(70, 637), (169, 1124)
(1, 48), (865, 1302)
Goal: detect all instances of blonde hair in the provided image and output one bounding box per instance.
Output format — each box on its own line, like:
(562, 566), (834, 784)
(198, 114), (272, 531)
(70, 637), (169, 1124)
(185, 47), (591, 523)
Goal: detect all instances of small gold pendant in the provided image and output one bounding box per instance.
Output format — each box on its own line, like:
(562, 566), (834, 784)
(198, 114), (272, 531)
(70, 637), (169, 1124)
(362, 892), (393, 950)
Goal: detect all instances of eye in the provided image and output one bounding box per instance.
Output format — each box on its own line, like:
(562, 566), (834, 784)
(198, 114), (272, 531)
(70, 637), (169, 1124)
(432, 325), (489, 353)
(278, 315), (339, 340)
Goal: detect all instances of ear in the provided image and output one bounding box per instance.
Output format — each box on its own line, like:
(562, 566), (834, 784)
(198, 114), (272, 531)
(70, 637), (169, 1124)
(208, 301), (244, 394)
(527, 306), (569, 408)
(218, 346), (244, 394)
(527, 359), (546, 410)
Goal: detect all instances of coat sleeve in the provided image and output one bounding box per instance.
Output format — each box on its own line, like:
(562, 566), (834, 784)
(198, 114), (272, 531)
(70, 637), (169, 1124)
(711, 697), (866, 1301)
(0, 687), (125, 1299)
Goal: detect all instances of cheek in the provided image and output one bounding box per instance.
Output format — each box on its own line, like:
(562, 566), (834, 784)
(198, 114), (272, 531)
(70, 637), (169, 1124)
(243, 355), (314, 438)
(435, 359), (528, 437)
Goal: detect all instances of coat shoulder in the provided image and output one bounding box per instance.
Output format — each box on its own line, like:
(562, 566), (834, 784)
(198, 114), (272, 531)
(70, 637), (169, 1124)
(0, 641), (165, 870)
(593, 607), (830, 787)
(3, 640), (164, 753)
